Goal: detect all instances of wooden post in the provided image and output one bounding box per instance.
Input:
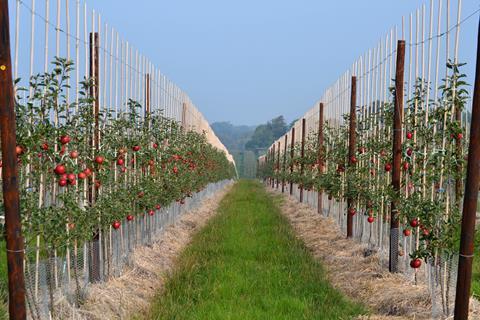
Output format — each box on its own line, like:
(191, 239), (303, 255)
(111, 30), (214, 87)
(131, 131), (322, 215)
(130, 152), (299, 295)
(347, 77), (357, 238)
(317, 103), (324, 214)
(289, 128), (295, 195)
(282, 134), (288, 193)
(299, 118), (306, 202)
(0, 1), (27, 318)
(89, 31), (101, 283)
(145, 73), (150, 118)
(389, 40), (405, 273)
(265, 148), (270, 185)
(181, 102), (187, 131)
(271, 144), (275, 188)
(454, 20), (480, 320)
(276, 141), (280, 189)
(89, 32), (100, 151)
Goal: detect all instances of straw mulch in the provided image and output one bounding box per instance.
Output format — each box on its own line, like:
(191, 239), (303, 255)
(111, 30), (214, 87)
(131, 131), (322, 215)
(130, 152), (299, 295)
(56, 183), (232, 319)
(272, 190), (432, 320)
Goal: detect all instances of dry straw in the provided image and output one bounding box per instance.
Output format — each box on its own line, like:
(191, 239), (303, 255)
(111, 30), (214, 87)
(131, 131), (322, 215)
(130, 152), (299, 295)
(53, 183), (232, 319)
(271, 189), (480, 319)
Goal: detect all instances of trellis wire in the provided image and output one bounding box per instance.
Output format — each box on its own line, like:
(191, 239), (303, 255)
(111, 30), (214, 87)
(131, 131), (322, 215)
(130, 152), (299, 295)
(7, 0), (235, 318)
(260, 1), (476, 318)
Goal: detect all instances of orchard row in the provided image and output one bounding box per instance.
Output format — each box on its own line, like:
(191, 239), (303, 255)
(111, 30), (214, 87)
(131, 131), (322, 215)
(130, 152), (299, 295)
(7, 57), (235, 250)
(259, 61), (469, 269)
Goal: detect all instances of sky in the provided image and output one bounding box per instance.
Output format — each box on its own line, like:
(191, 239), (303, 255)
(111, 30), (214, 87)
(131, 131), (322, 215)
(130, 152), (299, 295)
(76, 1), (479, 125)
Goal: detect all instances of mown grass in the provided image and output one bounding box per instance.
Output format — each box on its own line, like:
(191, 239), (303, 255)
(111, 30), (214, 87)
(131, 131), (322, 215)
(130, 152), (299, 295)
(141, 180), (366, 320)
(472, 232), (480, 298)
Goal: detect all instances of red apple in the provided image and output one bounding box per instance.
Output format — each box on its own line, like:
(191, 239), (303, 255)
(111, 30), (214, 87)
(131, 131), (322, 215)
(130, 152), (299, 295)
(152, 143), (158, 149)
(367, 216), (374, 223)
(112, 221), (121, 229)
(410, 258), (422, 269)
(117, 158), (125, 166)
(70, 150), (79, 159)
(95, 156), (104, 165)
(403, 229), (411, 237)
(41, 143), (49, 151)
(410, 218), (419, 228)
(384, 163), (392, 172)
(60, 135), (71, 145)
(54, 164), (66, 175)
(78, 172), (87, 180)
(148, 210), (155, 216)
(406, 132), (413, 140)
(84, 168), (92, 177)
(132, 145), (141, 152)
(156, 204), (161, 210)
(58, 178), (68, 187)
(406, 148), (413, 157)
(348, 207), (356, 216)
(126, 215), (134, 221)
(16, 145), (24, 155)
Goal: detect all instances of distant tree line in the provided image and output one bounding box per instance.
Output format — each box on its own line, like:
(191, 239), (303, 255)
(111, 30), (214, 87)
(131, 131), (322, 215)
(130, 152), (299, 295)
(211, 116), (291, 178)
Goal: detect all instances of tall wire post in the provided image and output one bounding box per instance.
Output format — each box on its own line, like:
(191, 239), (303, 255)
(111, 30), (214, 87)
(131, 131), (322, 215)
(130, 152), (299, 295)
(289, 128), (295, 195)
(389, 40), (406, 273)
(347, 76), (357, 238)
(276, 141), (280, 189)
(89, 31), (101, 283)
(0, 1), (27, 318)
(454, 18), (480, 320)
(317, 102), (324, 215)
(282, 134), (287, 193)
(181, 102), (187, 131)
(271, 144), (275, 188)
(299, 118), (306, 202)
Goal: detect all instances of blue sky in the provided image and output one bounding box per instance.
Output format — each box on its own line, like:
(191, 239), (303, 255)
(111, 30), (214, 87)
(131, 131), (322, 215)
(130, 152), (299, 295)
(88, 1), (478, 125)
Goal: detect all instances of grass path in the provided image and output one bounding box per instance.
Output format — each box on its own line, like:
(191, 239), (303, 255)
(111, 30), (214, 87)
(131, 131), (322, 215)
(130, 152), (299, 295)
(141, 180), (365, 320)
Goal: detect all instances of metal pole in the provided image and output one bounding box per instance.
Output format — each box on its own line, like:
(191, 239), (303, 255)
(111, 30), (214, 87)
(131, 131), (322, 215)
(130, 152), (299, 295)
(299, 118), (306, 202)
(454, 19), (480, 320)
(0, 0), (27, 318)
(282, 134), (287, 193)
(390, 40), (405, 273)
(317, 103), (324, 214)
(289, 128), (295, 195)
(347, 76), (357, 238)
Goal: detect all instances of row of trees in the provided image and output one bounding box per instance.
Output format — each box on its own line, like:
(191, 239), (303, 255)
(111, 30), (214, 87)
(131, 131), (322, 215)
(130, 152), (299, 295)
(259, 61), (469, 267)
